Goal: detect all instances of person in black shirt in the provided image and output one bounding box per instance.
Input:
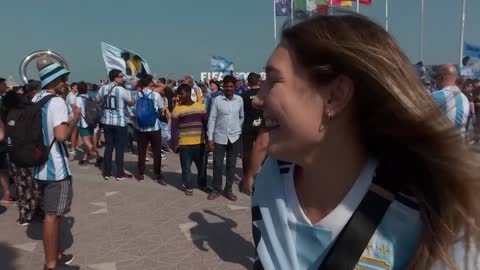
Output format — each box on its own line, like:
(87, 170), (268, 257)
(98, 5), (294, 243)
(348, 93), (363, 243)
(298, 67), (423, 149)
(163, 78), (175, 112)
(241, 73), (263, 175)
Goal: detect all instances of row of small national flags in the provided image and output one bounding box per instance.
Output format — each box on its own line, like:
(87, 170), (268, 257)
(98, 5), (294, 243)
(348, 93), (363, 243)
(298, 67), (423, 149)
(276, 0), (372, 16)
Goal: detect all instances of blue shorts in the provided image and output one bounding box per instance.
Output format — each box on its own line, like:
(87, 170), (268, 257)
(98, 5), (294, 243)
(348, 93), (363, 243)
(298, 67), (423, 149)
(78, 126), (94, 137)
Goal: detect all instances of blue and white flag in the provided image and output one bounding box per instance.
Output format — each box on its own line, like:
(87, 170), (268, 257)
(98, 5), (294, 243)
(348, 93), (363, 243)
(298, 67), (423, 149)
(462, 42), (480, 78)
(210, 56), (234, 73)
(101, 42), (151, 82)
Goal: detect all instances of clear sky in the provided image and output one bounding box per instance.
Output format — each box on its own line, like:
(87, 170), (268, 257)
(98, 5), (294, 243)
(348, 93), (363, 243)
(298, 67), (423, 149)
(1, 0), (479, 83)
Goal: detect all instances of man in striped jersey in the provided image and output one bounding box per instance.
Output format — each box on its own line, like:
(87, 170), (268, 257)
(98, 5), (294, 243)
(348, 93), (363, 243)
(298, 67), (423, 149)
(431, 64), (470, 134)
(33, 63), (80, 270)
(96, 69), (135, 181)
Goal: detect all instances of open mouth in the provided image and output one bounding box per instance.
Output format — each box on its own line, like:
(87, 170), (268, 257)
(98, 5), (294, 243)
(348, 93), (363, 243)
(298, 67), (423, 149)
(264, 118), (280, 131)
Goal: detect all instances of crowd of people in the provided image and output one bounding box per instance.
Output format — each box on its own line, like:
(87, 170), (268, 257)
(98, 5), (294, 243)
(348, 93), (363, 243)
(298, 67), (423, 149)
(1, 13), (480, 270)
(0, 64), (264, 269)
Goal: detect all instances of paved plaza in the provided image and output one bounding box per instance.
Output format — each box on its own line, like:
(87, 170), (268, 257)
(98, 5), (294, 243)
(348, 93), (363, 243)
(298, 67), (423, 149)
(0, 150), (254, 270)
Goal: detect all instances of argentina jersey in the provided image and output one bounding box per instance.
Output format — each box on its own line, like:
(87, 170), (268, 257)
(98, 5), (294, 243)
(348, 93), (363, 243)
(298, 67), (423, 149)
(96, 83), (132, 127)
(251, 157), (424, 270)
(134, 88), (163, 132)
(32, 91), (71, 181)
(66, 91), (76, 118)
(75, 94), (90, 128)
(431, 86), (470, 132)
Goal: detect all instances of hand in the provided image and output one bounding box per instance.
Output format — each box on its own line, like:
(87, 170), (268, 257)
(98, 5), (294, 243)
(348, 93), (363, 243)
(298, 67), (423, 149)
(208, 141), (215, 152)
(240, 176), (254, 196)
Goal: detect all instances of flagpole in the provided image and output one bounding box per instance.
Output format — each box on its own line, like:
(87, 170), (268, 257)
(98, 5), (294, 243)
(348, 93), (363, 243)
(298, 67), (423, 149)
(273, 0), (277, 40)
(357, 0), (360, 13)
(460, 0), (466, 67)
(385, 0), (389, 32)
(290, 0), (294, 24)
(419, 0), (424, 61)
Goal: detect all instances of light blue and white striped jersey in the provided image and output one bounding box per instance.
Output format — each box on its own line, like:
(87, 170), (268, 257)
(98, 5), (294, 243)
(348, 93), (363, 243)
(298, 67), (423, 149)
(75, 94), (90, 128)
(431, 86), (470, 132)
(134, 88), (163, 132)
(252, 157), (479, 270)
(32, 91), (71, 181)
(96, 83), (132, 127)
(66, 91), (76, 118)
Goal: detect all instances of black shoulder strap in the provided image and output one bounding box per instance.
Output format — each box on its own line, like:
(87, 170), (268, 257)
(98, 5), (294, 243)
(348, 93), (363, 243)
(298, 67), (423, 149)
(35, 94), (56, 108)
(318, 165), (397, 270)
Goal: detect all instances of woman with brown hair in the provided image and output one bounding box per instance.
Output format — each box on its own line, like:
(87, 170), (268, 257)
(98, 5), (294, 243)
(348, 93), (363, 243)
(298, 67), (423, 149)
(251, 13), (480, 270)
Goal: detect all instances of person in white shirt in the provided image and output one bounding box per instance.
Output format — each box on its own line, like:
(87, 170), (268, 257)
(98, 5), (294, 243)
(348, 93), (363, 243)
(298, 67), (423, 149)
(96, 69), (135, 181)
(34, 62), (80, 270)
(132, 74), (165, 184)
(66, 82), (79, 154)
(74, 81), (102, 166)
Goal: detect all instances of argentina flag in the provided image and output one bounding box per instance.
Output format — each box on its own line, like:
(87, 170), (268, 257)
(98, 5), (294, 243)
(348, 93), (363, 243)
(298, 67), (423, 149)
(210, 56), (234, 73)
(101, 42), (151, 81)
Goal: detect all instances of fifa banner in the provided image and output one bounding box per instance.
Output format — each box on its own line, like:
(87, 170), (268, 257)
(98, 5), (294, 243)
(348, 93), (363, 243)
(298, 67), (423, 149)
(101, 42), (152, 86)
(461, 42), (480, 79)
(200, 72), (266, 82)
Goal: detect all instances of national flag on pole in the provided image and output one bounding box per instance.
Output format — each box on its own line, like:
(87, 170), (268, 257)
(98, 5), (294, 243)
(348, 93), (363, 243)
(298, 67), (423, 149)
(101, 41), (151, 83)
(359, 0), (372, 5)
(210, 56), (234, 73)
(295, 0), (327, 15)
(275, 0), (292, 16)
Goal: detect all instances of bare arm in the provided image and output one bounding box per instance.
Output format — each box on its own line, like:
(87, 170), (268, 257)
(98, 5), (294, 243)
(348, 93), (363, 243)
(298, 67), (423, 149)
(241, 129), (269, 195)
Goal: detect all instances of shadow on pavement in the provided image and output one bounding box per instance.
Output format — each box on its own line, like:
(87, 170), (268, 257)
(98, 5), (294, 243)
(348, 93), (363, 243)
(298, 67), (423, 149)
(26, 216), (75, 253)
(0, 242), (18, 270)
(189, 210), (254, 269)
(0, 205), (6, 216)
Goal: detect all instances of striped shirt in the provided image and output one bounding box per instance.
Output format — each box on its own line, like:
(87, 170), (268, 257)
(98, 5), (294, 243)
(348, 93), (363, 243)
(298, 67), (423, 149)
(32, 91), (71, 181)
(253, 157), (480, 270)
(431, 86), (470, 132)
(66, 91), (76, 118)
(171, 102), (207, 146)
(75, 94), (91, 128)
(96, 83), (132, 127)
(134, 88), (163, 132)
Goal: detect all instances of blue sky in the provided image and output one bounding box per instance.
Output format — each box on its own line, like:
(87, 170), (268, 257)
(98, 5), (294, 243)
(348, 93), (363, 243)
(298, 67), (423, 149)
(0, 0), (479, 83)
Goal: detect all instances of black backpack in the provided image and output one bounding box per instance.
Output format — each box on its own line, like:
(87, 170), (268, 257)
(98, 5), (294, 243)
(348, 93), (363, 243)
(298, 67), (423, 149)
(82, 96), (102, 127)
(6, 95), (57, 167)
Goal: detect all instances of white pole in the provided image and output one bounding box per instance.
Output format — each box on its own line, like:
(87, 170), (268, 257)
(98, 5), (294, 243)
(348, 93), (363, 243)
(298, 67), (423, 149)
(460, 0), (466, 67)
(357, 0), (360, 13)
(385, 0), (389, 32)
(291, 0), (294, 24)
(420, 0), (424, 61)
(329, 0), (333, 16)
(274, 0), (277, 40)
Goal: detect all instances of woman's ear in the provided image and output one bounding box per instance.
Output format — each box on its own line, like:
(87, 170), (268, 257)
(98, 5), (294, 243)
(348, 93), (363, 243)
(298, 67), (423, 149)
(325, 75), (355, 118)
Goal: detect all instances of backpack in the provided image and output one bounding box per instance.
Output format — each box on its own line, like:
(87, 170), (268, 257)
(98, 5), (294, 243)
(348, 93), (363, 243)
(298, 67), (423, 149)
(6, 95), (56, 167)
(81, 96), (102, 127)
(135, 90), (157, 129)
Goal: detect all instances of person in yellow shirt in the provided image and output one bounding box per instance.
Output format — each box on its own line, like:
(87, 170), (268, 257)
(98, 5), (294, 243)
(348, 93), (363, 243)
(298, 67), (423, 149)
(171, 84), (209, 196)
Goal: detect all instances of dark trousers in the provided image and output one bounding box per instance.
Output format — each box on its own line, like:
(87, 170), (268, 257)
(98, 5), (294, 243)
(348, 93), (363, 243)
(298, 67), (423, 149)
(212, 139), (241, 193)
(136, 130), (162, 177)
(103, 125), (127, 177)
(179, 144), (207, 189)
(241, 129), (259, 175)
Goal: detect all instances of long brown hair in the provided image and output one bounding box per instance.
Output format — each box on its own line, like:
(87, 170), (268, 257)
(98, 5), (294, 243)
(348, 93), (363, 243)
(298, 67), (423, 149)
(282, 13), (480, 269)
